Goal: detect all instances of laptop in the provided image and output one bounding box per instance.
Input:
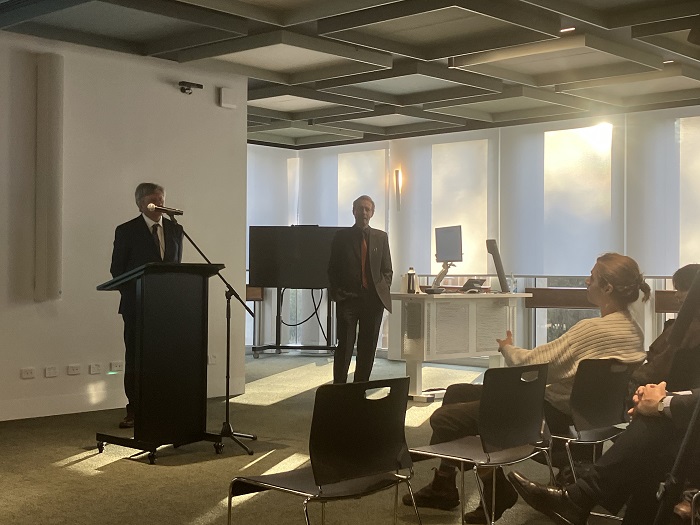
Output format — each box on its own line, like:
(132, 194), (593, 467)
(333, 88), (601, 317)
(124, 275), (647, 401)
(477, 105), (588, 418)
(461, 278), (486, 292)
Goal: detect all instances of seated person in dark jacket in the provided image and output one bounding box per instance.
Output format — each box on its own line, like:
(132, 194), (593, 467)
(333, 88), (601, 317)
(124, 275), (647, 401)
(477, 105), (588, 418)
(630, 264), (700, 394)
(509, 383), (700, 525)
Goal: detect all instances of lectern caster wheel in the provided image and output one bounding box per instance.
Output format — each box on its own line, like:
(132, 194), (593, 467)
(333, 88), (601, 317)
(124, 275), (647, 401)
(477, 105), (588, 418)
(97, 442), (104, 453)
(214, 442), (224, 454)
(275, 349), (281, 354)
(148, 452), (157, 465)
(253, 351), (259, 359)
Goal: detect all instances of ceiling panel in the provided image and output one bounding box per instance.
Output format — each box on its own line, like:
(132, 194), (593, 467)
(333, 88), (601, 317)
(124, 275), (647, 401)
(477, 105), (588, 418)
(2, 0), (700, 147)
(32, 2), (197, 41)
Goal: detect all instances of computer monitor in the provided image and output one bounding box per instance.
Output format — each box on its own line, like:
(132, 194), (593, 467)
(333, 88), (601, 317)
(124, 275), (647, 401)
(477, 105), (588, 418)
(435, 225), (463, 263)
(486, 239), (510, 293)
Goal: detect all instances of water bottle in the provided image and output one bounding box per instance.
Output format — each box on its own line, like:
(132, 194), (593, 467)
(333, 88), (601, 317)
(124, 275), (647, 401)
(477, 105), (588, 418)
(407, 267), (416, 294)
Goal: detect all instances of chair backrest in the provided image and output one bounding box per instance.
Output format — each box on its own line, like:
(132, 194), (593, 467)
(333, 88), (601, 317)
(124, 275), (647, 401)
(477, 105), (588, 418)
(478, 363), (548, 453)
(309, 377), (411, 487)
(569, 358), (634, 432)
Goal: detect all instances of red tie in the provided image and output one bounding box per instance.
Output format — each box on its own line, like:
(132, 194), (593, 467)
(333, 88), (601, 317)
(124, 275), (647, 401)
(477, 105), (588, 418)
(361, 234), (368, 289)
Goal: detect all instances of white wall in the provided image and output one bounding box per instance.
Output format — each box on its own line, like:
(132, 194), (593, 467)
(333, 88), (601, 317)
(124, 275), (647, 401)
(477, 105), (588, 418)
(0, 32), (248, 421)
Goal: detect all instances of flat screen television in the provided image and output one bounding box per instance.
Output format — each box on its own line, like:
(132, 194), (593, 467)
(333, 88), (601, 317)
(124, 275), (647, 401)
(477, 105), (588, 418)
(486, 239), (510, 293)
(249, 226), (341, 289)
(435, 225), (463, 263)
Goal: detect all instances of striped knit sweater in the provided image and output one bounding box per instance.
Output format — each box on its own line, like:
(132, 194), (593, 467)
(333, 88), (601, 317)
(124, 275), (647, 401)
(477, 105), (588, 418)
(500, 310), (646, 415)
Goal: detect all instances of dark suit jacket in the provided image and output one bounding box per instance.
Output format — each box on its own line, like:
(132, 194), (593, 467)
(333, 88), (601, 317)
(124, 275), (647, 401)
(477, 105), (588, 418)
(327, 225), (393, 312)
(670, 388), (700, 430)
(110, 215), (184, 315)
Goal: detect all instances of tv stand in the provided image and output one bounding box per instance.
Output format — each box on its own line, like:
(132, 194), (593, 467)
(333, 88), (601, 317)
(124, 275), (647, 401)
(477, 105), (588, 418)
(252, 288), (336, 358)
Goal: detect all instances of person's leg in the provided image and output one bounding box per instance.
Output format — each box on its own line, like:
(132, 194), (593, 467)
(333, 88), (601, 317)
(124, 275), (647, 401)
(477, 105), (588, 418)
(121, 312), (136, 427)
(568, 415), (677, 515)
(333, 299), (359, 384)
(352, 293), (384, 382)
(509, 414), (680, 525)
(430, 396), (481, 445)
(405, 394), (483, 511)
(544, 401), (601, 468)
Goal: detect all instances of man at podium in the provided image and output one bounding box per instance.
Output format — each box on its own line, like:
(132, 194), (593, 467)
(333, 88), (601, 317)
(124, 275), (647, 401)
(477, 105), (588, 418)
(109, 182), (184, 428)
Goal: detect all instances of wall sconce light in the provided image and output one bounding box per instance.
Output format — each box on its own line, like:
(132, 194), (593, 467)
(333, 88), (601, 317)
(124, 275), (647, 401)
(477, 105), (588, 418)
(394, 168), (402, 212)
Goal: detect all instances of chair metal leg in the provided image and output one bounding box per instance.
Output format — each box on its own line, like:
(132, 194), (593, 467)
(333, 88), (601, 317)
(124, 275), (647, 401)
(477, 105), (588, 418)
(303, 497), (313, 525)
(394, 484), (398, 525)
(460, 465), (467, 525)
(472, 468), (486, 525)
(564, 441), (578, 483)
(228, 482), (234, 525)
(692, 490), (700, 525)
(541, 448), (556, 486)
(491, 468), (497, 525)
(403, 480), (423, 525)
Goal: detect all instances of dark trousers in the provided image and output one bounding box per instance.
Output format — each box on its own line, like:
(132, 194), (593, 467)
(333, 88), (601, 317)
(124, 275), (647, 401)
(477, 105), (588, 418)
(430, 383), (483, 445)
(567, 415), (682, 525)
(122, 312), (136, 417)
(334, 291), (384, 384)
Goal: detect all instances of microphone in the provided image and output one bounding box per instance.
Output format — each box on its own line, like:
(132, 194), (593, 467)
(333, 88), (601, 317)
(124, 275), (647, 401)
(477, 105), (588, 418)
(147, 203), (184, 216)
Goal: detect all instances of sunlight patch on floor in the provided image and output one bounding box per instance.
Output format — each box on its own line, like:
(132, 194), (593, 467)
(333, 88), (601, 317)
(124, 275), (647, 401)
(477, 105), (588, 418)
(235, 362), (354, 406)
(405, 403), (441, 428)
(52, 445), (134, 475)
(188, 452), (311, 525)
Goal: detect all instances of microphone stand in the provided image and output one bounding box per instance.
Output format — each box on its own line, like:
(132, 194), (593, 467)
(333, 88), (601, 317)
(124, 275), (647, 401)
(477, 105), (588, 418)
(168, 213), (256, 455)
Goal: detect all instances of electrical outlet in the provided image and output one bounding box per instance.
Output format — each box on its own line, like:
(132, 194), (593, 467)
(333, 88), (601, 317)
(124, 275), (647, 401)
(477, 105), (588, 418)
(208, 354), (217, 365)
(89, 363), (102, 375)
(110, 361), (124, 372)
(45, 366), (58, 378)
(67, 364), (81, 375)
(20, 367), (36, 379)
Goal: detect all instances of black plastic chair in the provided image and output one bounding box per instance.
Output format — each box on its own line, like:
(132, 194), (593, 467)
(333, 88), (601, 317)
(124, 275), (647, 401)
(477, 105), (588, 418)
(227, 377), (422, 525)
(551, 358), (636, 522)
(409, 363), (552, 525)
(551, 359), (635, 481)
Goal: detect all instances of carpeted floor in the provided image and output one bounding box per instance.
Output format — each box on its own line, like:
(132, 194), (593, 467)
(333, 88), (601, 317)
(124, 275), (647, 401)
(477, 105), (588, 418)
(0, 355), (616, 525)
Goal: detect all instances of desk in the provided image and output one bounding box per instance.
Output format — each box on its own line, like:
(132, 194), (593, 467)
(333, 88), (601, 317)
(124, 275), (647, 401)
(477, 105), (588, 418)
(390, 292), (531, 400)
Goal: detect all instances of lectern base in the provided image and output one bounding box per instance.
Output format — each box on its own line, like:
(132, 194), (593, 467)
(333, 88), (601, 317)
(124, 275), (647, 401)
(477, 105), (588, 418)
(96, 431), (224, 464)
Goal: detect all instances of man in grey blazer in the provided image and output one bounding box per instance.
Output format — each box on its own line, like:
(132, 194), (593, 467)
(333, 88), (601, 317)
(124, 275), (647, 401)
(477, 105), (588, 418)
(110, 182), (184, 428)
(328, 195), (392, 384)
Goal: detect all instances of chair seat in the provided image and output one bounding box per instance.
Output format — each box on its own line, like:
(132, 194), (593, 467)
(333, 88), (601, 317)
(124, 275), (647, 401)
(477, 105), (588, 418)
(552, 424), (626, 444)
(231, 465), (404, 501)
(410, 436), (542, 467)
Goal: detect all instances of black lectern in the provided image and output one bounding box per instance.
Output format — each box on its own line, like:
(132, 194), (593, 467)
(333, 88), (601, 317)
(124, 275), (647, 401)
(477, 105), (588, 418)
(96, 262), (224, 464)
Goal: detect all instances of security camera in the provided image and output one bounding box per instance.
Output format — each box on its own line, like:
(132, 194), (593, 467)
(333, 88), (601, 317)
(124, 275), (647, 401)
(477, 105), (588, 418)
(179, 80), (203, 95)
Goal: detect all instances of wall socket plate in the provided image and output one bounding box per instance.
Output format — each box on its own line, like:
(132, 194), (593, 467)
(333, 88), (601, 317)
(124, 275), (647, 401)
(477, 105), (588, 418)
(89, 363), (101, 375)
(208, 354), (217, 365)
(20, 367), (36, 379)
(67, 364), (81, 375)
(45, 366), (58, 378)
(110, 361), (124, 372)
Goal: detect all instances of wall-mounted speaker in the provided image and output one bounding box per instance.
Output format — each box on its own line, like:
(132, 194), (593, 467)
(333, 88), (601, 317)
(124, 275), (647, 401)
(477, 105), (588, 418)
(34, 53), (64, 302)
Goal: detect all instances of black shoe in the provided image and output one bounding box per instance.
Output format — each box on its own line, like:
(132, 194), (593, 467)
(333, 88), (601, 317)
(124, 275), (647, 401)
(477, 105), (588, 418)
(507, 471), (588, 525)
(119, 415), (134, 429)
(463, 468), (518, 523)
(402, 468), (459, 510)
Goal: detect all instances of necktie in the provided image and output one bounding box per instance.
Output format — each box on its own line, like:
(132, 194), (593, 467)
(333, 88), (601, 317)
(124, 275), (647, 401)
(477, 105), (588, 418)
(361, 233), (368, 289)
(152, 224), (163, 260)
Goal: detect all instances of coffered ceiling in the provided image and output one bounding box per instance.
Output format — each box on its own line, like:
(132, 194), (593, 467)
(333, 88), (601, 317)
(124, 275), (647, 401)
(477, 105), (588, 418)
(2, 0), (700, 148)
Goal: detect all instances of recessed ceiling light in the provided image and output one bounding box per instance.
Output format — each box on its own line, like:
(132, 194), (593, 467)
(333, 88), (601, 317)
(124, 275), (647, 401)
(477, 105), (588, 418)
(663, 60), (674, 64)
(560, 27), (576, 33)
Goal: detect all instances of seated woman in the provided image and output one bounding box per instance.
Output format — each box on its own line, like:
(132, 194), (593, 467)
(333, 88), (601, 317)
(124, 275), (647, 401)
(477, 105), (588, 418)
(403, 252), (649, 524)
